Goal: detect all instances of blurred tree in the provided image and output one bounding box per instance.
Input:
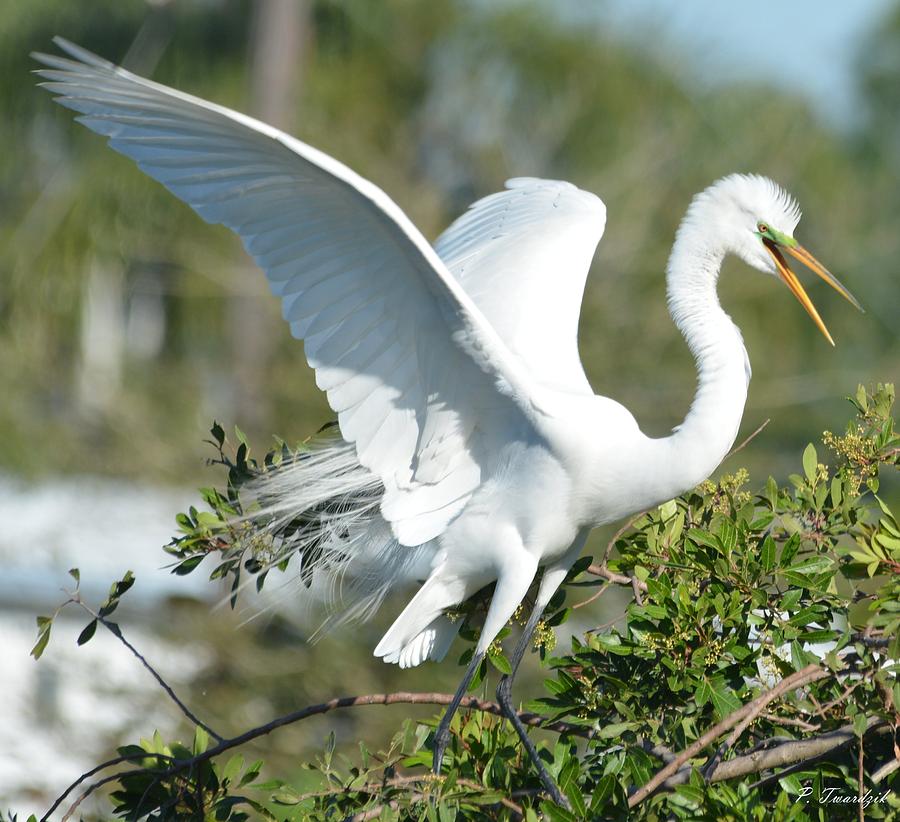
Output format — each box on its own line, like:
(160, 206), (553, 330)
(1, 0), (895, 482)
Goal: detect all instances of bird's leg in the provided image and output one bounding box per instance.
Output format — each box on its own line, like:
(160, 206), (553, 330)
(434, 535), (539, 775)
(496, 598), (570, 808)
(495, 531), (588, 808)
(432, 649), (485, 774)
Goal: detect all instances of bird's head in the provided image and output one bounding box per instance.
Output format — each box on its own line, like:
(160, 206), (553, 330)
(700, 173), (862, 345)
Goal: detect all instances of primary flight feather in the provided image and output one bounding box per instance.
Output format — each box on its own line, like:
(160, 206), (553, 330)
(34, 37), (861, 800)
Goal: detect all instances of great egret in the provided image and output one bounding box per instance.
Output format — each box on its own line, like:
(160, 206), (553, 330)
(35, 38), (862, 805)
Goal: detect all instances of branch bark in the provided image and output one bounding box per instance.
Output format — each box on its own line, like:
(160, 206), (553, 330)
(72, 593), (223, 742)
(628, 663), (831, 807)
(659, 716), (885, 789)
(47, 691), (590, 820)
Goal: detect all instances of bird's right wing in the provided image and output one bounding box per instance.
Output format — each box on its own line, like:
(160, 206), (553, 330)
(436, 178), (606, 394)
(34, 38), (542, 547)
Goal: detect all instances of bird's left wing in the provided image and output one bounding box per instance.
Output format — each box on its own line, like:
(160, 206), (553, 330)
(34, 38), (540, 546)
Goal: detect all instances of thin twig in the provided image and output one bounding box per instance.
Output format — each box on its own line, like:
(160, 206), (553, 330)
(858, 739), (865, 822)
(631, 575), (645, 606)
(760, 712), (820, 732)
(316, 775), (527, 819)
(50, 691), (591, 819)
(576, 563), (648, 615)
(60, 771), (132, 822)
(71, 593), (223, 743)
(572, 577), (613, 610)
(725, 419), (770, 460)
(345, 781), (536, 822)
(585, 563), (648, 593)
(628, 663), (830, 807)
(574, 513), (648, 611)
(816, 680), (865, 718)
(599, 512), (646, 567)
(41, 753), (174, 822)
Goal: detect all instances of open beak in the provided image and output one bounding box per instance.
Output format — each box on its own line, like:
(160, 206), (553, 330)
(762, 238), (862, 346)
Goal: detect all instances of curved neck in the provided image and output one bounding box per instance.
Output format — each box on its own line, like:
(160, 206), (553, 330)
(640, 217), (751, 501)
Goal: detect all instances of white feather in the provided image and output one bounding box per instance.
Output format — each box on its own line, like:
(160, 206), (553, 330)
(36, 43), (847, 674)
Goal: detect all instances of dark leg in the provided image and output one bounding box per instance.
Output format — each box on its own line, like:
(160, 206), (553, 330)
(496, 601), (570, 808)
(433, 650), (485, 774)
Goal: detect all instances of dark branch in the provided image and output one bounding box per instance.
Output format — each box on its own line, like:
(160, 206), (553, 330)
(50, 690), (591, 819)
(71, 592), (224, 743)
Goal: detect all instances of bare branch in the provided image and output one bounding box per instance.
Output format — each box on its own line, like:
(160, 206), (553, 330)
(858, 736), (865, 822)
(760, 712), (820, 732)
(50, 690), (590, 819)
(71, 593), (223, 743)
(585, 563), (648, 592)
(660, 716), (887, 790)
(725, 418), (770, 460)
(41, 752), (174, 822)
(599, 512), (646, 567)
(60, 771), (134, 822)
(628, 663), (831, 807)
(872, 756), (900, 784)
(572, 577), (613, 610)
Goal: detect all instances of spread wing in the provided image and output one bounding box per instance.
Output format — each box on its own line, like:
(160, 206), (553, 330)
(436, 178), (606, 394)
(34, 38), (542, 547)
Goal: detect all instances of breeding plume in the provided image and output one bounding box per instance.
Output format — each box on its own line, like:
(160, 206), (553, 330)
(35, 38), (862, 804)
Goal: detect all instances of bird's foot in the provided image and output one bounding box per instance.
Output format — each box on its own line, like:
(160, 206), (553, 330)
(496, 674), (571, 810)
(432, 722), (451, 775)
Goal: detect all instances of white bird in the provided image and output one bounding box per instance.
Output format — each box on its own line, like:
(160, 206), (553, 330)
(34, 38), (861, 803)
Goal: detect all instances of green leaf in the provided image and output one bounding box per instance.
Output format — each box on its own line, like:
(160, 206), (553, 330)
(31, 618), (52, 660)
(802, 443), (817, 483)
(221, 754), (243, 785)
(238, 760), (264, 787)
(830, 476), (843, 507)
(761, 536), (776, 573)
(540, 800), (578, 822)
(597, 722), (635, 738)
(467, 657), (487, 692)
(76, 619), (97, 646)
(784, 556), (834, 577)
(193, 725), (209, 755)
(488, 649), (512, 675)
(780, 589), (802, 612)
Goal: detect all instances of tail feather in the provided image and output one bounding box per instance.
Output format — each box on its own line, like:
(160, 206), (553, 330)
(373, 569), (469, 664)
(237, 433), (425, 632)
(386, 615), (460, 669)
(231, 431), (462, 668)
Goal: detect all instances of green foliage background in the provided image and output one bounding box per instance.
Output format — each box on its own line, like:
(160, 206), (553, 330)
(1, 0), (898, 481)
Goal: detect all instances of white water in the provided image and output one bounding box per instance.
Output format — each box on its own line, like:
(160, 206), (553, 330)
(0, 475), (212, 815)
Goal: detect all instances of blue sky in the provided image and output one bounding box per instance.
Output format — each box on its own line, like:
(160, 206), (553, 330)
(584, 0), (895, 128)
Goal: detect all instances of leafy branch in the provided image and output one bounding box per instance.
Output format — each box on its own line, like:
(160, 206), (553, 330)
(15, 383), (899, 821)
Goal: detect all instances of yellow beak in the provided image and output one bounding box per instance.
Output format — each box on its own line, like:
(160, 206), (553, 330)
(762, 238), (862, 346)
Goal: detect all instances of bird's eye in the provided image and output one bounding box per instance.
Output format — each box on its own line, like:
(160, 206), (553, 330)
(757, 222), (769, 235)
